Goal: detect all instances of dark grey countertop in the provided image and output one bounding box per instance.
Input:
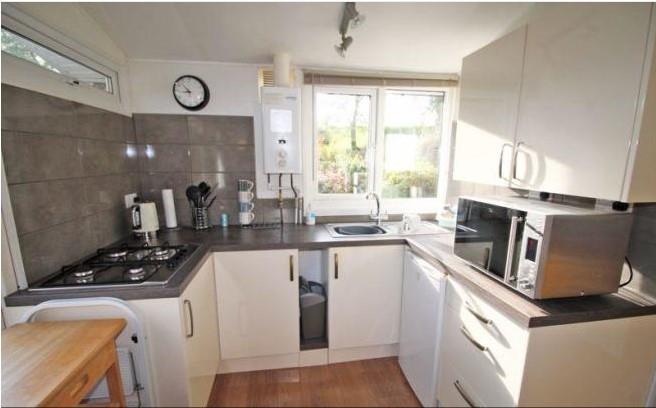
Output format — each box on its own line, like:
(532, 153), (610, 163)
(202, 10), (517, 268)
(5, 224), (656, 329)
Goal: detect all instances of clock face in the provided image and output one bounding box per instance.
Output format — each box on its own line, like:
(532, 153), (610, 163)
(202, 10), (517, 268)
(173, 75), (210, 111)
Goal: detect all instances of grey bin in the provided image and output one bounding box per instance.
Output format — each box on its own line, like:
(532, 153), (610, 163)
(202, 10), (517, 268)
(299, 280), (326, 340)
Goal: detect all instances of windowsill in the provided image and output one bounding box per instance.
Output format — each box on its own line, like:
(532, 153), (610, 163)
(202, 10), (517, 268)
(308, 197), (442, 217)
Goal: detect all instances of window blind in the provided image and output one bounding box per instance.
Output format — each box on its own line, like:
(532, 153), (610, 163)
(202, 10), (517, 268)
(303, 71), (458, 87)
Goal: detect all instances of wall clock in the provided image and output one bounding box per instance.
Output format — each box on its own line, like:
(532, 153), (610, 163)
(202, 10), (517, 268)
(172, 75), (210, 111)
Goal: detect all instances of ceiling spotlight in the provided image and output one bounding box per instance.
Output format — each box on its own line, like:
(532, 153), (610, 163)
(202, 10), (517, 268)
(335, 2), (364, 58)
(335, 35), (353, 58)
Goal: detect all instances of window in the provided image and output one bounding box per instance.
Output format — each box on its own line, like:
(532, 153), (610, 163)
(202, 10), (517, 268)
(316, 90), (374, 194)
(1, 27), (113, 93)
(381, 91), (444, 198)
(312, 87), (449, 212)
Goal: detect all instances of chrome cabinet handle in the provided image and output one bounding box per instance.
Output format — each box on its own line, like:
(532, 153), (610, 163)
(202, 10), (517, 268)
(289, 255), (294, 282)
(512, 141), (525, 181)
(334, 253), (339, 279)
(184, 299), (194, 338)
(460, 325), (487, 352)
(498, 143), (512, 181)
(454, 380), (476, 407)
(465, 302), (492, 325)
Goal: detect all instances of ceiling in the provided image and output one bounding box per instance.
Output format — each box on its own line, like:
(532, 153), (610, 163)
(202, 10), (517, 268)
(83, 2), (534, 74)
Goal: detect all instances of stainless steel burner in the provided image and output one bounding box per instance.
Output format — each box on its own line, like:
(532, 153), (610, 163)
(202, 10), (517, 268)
(107, 250), (128, 258)
(127, 274), (145, 281)
(75, 276), (94, 284)
(127, 267), (144, 274)
(72, 269), (94, 277)
(152, 248), (174, 260)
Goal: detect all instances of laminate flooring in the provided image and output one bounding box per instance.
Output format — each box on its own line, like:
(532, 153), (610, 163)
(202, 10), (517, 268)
(207, 357), (422, 407)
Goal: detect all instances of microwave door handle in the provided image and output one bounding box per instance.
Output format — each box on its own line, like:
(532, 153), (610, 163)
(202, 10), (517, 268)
(503, 215), (522, 283)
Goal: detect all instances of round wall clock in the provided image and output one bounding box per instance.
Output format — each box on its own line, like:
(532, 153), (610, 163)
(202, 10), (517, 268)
(172, 75), (210, 111)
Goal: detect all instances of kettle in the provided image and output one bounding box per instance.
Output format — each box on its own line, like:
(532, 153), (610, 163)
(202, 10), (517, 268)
(131, 199), (159, 238)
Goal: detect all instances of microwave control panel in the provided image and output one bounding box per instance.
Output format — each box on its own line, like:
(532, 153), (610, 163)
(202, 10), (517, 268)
(516, 213), (546, 297)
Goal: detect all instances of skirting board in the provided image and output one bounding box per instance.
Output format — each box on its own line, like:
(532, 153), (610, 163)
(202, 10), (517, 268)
(218, 344), (399, 374)
(328, 343), (399, 364)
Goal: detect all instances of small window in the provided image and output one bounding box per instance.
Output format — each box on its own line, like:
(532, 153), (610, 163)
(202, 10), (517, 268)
(316, 90), (374, 194)
(381, 90), (444, 198)
(1, 27), (113, 94)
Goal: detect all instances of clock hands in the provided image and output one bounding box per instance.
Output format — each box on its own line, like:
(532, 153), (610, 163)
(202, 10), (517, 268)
(178, 83), (192, 94)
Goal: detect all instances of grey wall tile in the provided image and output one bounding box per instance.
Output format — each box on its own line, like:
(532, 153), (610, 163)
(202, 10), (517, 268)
(84, 174), (139, 214)
(92, 209), (131, 248)
(19, 217), (98, 284)
(190, 145), (255, 173)
(188, 116), (254, 145)
(2, 132), (83, 184)
(138, 144), (191, 173)
(73, 104), (128, 142)
(80, 139), (131, 177)
(191, 172), (256, 200)
(9, 179), (87, 235)
(1, 85), (74, 136)
(124, 115), (136, 143)
(140, 172), (191, 201)
(134, 114), (189, 144)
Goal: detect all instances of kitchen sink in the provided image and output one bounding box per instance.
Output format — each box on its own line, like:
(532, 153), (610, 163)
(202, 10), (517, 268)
(331, 224), (388, 236)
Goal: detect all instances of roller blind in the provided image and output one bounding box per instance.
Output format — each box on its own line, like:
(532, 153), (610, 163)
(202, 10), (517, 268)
(303, 71), (458, 87)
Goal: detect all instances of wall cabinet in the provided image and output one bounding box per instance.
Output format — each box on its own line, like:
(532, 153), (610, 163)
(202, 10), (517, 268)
(214, 249), (299, 360)
(454, 4), (656, 202)
(437, 278), (656, 406)
(327, 245), (404, 350)
(453, 26), (527, 187)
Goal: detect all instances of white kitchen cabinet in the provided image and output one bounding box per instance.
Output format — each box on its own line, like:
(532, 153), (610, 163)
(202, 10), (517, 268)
(513, 3), (654, 200)
(214, 249), (299, 360)
(327, 245), (404, 351)
(454, 4), (656, 202)
(180, 255), (220, 407)
(453, 26), (527, 187)
(437, 278), (656, 407)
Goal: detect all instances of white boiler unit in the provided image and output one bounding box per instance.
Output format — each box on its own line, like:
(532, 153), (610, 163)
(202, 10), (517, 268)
(261, 87), (302, 174)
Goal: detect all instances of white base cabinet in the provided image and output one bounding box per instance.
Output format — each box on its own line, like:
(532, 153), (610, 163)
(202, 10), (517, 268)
(437, 278), (656, 407)
(214, 249), (300, 360)
(327, 245), (404, 351)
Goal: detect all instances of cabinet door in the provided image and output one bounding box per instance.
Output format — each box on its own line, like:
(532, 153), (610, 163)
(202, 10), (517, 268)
(452, 26), (527, 187)
(328, 245), (404, 350)
(180, 256), (220, 407)
(513, 4), (652, 199)
(214, 250), (299, 359)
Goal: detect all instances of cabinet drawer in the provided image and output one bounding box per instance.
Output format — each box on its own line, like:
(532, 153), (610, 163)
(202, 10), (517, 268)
(439, 279), (529, 406)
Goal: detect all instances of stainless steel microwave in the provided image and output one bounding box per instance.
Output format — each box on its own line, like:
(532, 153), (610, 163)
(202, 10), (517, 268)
(453, 196), (633, 299)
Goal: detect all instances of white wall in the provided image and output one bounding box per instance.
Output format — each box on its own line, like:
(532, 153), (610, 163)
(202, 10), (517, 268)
(128, 59), (259, 116)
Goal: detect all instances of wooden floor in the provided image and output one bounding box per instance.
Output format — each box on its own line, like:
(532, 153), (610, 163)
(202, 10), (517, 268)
(207, 357), (421, 407)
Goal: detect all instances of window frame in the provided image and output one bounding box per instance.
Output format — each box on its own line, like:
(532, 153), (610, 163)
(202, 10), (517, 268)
(1, 6), (122, 109)
(306, 84), (454, 216)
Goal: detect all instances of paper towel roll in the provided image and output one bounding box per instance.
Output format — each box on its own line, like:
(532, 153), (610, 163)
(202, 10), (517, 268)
(162, 189), (178, 228)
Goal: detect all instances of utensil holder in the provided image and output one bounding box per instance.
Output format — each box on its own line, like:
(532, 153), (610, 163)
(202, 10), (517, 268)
(191, 207), (211, 230)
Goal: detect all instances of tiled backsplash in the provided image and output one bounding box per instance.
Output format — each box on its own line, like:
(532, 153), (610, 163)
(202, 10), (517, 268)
(134, 113), (295, 227)
(1, 85), (137, 284)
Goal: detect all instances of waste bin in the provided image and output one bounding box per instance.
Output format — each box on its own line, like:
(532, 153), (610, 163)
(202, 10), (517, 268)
(299, 277), (326, 340)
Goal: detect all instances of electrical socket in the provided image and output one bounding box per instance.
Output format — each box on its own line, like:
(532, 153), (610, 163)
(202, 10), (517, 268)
(124, 193), (138, 209)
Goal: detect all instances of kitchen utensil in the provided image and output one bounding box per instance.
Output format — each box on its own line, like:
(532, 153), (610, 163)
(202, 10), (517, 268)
(191, 207), (211, 230)
(206, 196), (217, 208)
(186, 185), (201, 207)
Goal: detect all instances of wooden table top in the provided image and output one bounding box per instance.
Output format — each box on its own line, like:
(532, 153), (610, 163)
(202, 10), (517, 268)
(2, 319), (126, 407)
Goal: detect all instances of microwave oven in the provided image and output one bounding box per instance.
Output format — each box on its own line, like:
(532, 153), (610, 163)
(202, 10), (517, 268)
(453, 196), (633, 299)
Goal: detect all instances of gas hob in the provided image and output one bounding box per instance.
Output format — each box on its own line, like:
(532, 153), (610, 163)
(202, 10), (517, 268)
(30, 242), (199, 290)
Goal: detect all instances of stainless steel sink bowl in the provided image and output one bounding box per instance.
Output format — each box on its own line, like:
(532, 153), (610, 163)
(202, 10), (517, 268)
(332, 225), (387, 236)
(325, 223), (391, 237)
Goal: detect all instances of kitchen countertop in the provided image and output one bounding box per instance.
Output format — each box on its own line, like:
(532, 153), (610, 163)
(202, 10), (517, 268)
(5, 224), (656, 328)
